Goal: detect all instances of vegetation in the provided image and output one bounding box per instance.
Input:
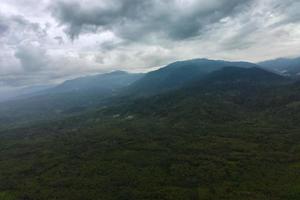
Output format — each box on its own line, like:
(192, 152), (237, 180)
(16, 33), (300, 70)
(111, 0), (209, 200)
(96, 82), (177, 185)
(1, 66), (300, 199)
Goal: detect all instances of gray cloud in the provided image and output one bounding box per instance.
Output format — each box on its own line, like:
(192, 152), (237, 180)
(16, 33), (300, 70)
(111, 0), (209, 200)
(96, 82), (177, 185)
(0, 0), (300, 89)
(0, 14), (48, 46)
(0, 23), (8, 36)
(51, 0), (252, 41)
(15, 44), (49, 72)
(275, 0), (300, 25)
(54, 36), (64, 44)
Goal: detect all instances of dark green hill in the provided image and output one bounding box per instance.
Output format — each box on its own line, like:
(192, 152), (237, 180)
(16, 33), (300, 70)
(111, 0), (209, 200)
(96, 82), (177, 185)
(201, 66), (286, 83)
(104, 67), (291, 120)
(1, 60), (300, 200)
(259, 56), (300, 76)
(49, 71), (143, 94)
(1, 66), (300, 200)
(128, 59), (259, 95)
(188, 66), (288, 91)
(0, 71), (143, 127)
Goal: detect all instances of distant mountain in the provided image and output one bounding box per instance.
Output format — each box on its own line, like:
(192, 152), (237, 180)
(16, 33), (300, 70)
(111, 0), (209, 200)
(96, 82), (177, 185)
(198, 66), (287, 86)
(128, 58), (259, 95)
(2, 63), (300, 200)
(47, 70), (144, 94)
(0, 71), (144, 126)
(2, 66), (300, 200)
(0, 85), (54, 103)
(185, 66), (290, 109)
(0, 61), (285, 127)
(258, 57), (300, 76)
(187, 66), (287, 94)
(105, 67), (291, 121)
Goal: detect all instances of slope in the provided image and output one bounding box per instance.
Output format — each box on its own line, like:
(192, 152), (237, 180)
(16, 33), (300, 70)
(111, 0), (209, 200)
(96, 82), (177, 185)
(1, 67), (300, 200)
(259, 56), (300, 76)
(128, 58), (259, 95)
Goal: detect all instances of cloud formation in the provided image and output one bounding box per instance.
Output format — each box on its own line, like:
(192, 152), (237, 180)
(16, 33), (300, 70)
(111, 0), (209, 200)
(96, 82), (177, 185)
(0, 0), (300, 89)
(51, 0), (251, 41)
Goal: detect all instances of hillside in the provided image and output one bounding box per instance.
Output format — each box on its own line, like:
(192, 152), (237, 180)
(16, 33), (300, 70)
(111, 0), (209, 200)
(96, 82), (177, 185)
(1, 66), (300, 199)
(0, 59), (261, 127)
(104, 67), (291, 119)
(127, 59), (259, 95)
(0, 71), (143, 127)
(259, 56), (300, 76)
(48, 71), (143, 94)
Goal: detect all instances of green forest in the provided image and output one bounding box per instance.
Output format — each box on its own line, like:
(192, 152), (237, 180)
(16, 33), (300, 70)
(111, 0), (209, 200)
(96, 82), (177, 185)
(1, 65), (300, 200)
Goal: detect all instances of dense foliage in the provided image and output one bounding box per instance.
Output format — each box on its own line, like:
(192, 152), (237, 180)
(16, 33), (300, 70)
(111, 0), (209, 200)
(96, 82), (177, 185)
(1, 66), (300, 200)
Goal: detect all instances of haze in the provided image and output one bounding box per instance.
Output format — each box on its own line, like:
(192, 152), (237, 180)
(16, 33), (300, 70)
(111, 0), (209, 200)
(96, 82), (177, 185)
(1, 0), (300, 91)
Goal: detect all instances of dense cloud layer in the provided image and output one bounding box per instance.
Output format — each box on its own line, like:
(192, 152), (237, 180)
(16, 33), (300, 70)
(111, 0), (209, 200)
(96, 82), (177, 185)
(51, 0), (251, 40)
(0, 0), (300, 90)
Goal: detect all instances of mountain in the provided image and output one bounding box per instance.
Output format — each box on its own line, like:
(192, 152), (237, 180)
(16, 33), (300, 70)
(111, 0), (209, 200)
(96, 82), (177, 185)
(0, 85), (54, 103)
(186, 67), (290, 108)
(0, 61), (278, 127)
(128, 58), (259, 95)
(107, 67), (290, 118)
(1, 64), (300, 199)
(196, 66), (288, 87)
(258, 56), (300, 76)
(47, 71), (143, 94)
(0, 71), (144, 127)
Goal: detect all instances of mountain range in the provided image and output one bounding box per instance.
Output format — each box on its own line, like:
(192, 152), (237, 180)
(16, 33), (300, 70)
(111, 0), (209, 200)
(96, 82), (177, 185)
(1, 57), (300, 199)
(1, 57), (296, 104)
(259, 56), (300, 76)
(0, 58), (296, 126)
(127, 59), (259, 95)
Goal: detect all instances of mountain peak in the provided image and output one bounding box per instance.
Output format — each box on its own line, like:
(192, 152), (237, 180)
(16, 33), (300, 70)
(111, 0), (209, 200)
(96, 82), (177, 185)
(128, 58), (259, 95)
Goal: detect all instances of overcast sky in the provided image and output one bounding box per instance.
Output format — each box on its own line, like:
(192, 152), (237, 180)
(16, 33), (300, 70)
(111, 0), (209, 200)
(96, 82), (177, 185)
(1, 0), (300, 90)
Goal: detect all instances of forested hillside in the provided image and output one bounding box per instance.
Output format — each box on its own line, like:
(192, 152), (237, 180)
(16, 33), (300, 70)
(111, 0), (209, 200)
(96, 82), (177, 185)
(1, 65), (300, 200)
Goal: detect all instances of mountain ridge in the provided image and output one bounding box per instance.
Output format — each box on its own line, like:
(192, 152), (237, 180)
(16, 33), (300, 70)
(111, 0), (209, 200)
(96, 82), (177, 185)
(259, 56), (300, 76)
(127, 58), (260, 96)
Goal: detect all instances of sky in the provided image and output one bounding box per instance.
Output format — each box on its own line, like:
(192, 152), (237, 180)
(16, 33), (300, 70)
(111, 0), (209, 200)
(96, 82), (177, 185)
(0, 0), (300, 92)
